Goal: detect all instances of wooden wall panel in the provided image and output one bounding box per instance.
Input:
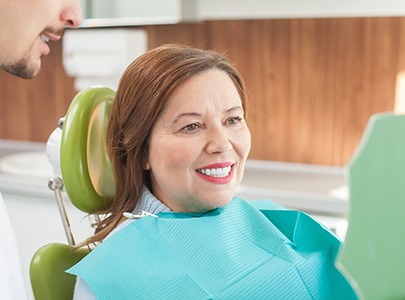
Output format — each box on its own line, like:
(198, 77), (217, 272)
(1, 18), (404, 166)
(146, 18), (398, 165)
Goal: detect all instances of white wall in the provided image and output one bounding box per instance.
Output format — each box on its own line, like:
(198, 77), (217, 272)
(194, 0), (405, 19)
(80, 0), (181, 22)
(79, 0), (405, 26)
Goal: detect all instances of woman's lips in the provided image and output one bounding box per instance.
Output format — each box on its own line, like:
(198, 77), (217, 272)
(196, 163), (235, 184)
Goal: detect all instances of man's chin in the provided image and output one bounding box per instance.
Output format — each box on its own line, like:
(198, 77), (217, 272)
(1, 59), (40, 79)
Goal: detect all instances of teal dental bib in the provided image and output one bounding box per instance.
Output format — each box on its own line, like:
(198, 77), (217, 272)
(68, 198), (357, 299)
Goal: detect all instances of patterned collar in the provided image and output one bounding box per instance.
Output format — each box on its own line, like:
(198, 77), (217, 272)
(106, 186), (170, 239)
(131, 186), (171, 215)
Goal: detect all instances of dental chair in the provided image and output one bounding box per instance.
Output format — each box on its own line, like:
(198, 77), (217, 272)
(29, 86), (115, 300)
(30, 85), (405, 300)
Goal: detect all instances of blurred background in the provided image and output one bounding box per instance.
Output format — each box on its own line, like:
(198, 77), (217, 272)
(2, 1), (405, 297)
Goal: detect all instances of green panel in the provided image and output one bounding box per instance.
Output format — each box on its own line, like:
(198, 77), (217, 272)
(337, 113), (405, 299)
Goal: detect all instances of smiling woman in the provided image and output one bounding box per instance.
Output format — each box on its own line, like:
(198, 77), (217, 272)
(68, 44), (358, 299)
(145, 69), (251, 212)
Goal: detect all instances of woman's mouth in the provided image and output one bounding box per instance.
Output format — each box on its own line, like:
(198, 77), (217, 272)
(196, 165), (232, 178)
(195, 163), (235, 184)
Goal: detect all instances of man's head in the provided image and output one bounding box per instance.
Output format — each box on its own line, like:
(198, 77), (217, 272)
(0, 0), (82, 79)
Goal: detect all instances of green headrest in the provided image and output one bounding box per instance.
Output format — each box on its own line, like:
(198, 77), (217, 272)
(61, 86), (115, 213)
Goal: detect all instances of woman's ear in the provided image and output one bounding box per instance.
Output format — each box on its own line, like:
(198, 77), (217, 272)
(141, 144), (150, 170)
(142, 151), (150, 170)
(143, 160), (151, 170)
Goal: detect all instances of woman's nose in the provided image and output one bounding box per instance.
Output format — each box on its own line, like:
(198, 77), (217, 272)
(205, 127), (233, 154)
(62, 0), (84, 28)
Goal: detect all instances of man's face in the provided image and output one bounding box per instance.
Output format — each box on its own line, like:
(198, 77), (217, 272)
(0, 0), (83, 79)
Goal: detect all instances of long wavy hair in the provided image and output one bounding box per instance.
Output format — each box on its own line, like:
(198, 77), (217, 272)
(84, 44), (249, 246)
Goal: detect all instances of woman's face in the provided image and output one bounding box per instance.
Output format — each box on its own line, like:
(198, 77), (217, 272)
(145, 69), (251, 212)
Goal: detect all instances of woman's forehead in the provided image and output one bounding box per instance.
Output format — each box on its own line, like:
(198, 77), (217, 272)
(166, 70), (242, 111)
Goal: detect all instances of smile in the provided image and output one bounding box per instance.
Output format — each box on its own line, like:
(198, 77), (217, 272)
(196, 165), (232, 178)
(40, 34), (50, 43)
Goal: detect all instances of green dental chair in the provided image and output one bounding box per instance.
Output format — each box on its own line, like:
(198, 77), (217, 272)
(29, 86), (115, 300)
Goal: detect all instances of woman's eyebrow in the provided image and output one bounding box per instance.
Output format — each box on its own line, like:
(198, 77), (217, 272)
(172, 106), (243, 124)
(172, 112), (202, 124)
(225, 106), (243, 114)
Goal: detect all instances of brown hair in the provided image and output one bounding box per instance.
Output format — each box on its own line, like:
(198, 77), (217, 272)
(85, 44), (248, 245)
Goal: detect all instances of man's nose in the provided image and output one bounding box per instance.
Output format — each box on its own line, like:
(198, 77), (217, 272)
(62, 0), (84, 28)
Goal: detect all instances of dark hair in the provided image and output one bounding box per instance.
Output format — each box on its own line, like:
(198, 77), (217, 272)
(86, 44), (248, 245)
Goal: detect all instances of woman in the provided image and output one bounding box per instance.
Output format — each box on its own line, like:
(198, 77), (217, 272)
(69, 44), (357, 299)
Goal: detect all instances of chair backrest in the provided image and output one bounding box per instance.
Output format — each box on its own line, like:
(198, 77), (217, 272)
(336, 113), (405, 299)
(30, 243), (90, 300)
(30, 86), (115, 300)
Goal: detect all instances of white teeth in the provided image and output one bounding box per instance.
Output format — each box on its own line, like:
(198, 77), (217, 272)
(40, 34), (50, 43)
(197, 166), (232, 178)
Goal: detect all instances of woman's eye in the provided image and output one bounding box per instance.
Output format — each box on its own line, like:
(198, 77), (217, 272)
(227, 116), (243, 125)
(182, 123), (199, 132)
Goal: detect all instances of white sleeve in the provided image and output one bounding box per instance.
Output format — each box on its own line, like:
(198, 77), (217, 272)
(0, 192), (27, 300)
(73, 277), (97, 300)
